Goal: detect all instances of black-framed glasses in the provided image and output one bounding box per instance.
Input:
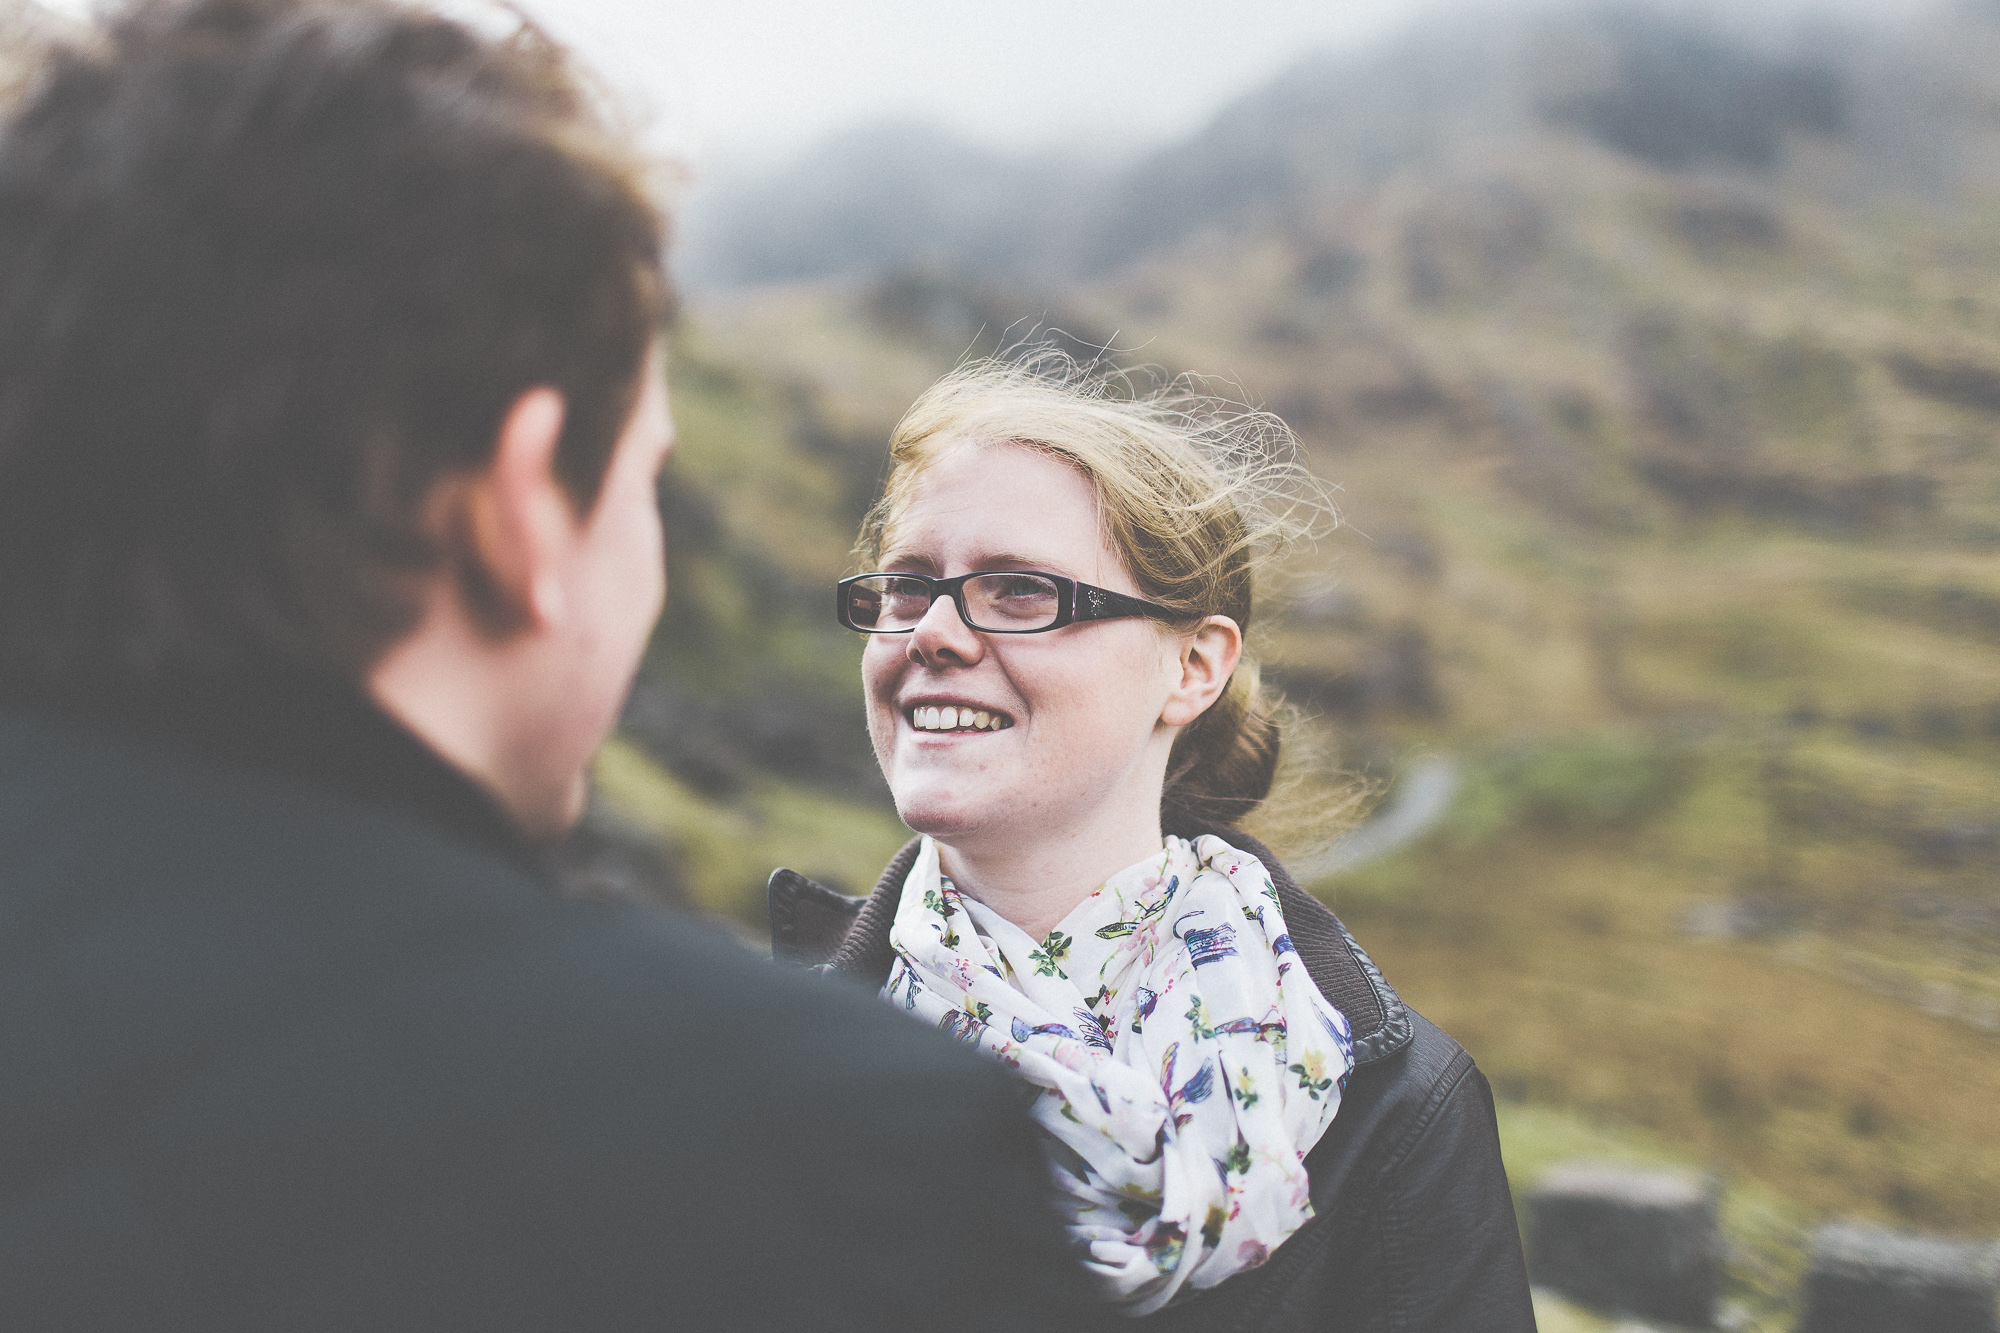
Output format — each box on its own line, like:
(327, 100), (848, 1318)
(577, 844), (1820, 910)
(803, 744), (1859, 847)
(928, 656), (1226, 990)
(837, 571), (1182, 635)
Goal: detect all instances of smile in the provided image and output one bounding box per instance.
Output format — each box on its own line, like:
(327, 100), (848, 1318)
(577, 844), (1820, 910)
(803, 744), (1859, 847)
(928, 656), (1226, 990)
(907, 704), (1014, 733)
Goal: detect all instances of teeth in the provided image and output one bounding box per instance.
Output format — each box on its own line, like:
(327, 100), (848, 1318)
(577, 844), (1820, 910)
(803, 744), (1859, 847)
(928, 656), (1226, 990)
(909, 706), (1013, 731)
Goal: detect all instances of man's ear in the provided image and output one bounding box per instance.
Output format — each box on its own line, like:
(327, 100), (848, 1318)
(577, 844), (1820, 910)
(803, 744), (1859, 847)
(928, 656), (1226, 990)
(1160, 616), (1243, 727)
(453, 386), (571, 634)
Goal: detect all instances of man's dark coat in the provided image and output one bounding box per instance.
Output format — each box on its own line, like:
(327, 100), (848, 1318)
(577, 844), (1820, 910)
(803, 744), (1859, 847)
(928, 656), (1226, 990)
(0, 677), (1102, 1332)
(770, 820), (1538, 1333)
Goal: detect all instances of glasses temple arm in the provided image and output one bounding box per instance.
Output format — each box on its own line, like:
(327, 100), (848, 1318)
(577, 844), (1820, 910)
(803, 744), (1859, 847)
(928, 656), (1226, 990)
(1073, 584), (1182, 623)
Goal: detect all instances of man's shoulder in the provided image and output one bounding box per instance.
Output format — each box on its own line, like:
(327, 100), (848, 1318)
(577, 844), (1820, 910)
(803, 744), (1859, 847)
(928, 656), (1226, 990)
(1, 710), (1068, 1329)
(0, 707), (1014, 1153)
(0, 706), (549, 915)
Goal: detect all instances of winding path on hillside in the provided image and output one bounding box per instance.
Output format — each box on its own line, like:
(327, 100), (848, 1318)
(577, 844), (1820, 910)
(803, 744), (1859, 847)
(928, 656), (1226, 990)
(1293, 756), (1460, 883)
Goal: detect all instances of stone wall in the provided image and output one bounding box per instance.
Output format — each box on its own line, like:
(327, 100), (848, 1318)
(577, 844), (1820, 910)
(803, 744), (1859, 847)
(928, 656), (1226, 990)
(1528, 1163), (2000, 1332)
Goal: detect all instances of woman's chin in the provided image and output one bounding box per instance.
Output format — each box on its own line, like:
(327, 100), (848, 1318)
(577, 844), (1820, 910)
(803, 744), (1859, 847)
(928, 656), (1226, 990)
(890, 786), (998, 845)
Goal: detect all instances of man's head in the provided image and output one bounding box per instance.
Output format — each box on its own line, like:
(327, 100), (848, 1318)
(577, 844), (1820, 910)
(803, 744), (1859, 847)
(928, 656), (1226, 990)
(0, 0), (674, 833)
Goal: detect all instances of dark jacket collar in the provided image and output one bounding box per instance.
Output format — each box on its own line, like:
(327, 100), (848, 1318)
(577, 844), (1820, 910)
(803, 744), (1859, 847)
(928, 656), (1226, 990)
(769, 818), (1413, 1066)
(2, 662), (543, 878)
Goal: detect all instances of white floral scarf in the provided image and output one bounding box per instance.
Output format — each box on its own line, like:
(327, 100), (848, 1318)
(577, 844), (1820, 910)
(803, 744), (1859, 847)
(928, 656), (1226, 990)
(883, 833), (1355, 1313)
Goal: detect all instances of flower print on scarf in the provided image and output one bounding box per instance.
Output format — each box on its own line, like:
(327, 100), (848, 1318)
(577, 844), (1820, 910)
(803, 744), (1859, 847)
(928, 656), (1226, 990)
(1028, 930), (1073, 977)
(883, 834), (1355, 1314)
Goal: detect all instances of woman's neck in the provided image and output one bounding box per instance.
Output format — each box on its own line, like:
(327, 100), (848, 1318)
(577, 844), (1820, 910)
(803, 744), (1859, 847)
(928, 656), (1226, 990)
(936, 808), (1166, 942)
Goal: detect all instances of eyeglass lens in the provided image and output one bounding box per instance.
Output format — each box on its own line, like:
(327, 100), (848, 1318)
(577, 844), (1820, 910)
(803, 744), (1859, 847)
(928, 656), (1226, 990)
(847, 574), (1062, 631)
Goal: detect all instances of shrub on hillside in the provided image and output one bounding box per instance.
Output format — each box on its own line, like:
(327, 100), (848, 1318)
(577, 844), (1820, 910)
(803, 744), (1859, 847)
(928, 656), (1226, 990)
(1450, 734), (1693, 845)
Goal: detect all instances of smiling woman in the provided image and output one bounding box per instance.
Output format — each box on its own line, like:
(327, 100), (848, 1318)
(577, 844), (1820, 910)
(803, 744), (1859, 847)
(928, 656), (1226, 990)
(860, 439), (1214, 937)
(769, 354), (1537, 1331)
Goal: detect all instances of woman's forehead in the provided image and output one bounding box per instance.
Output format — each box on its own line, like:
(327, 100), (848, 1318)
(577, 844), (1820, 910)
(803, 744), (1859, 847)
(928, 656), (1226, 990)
(890, 440), (1088, 528)
(880, 438), (1114, 570)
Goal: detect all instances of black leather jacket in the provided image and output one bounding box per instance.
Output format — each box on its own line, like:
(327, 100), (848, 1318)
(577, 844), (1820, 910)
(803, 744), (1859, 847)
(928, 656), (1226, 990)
(770, 817), (1537, 1333)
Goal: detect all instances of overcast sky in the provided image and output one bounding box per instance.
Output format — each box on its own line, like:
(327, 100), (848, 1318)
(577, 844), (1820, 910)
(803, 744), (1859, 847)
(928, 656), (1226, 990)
(505, 0), (1441, 169)
(482, 0), (1952, 172)
(42, 0), (1947, 173)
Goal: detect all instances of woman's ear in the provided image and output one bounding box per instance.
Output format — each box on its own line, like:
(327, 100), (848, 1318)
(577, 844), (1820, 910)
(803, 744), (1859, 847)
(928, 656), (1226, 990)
(1160, 616), (1243, 727)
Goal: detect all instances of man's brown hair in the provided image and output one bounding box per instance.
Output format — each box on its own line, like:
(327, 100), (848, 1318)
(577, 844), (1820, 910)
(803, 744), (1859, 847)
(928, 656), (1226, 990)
(0, 0), (669, 698)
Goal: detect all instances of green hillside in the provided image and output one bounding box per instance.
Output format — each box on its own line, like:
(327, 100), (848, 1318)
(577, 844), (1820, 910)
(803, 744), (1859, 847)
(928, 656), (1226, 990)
(603, 0), (2000, 1269)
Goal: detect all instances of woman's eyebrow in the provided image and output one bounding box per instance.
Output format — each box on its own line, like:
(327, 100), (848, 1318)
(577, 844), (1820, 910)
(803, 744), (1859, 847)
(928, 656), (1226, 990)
(877, 551), (941, 574)
(974, 553), (1064, 572)
(876, 552), (1068, 574)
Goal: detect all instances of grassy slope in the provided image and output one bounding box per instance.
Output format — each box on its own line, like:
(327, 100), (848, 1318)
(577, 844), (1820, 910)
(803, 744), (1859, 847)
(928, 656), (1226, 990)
(595, 738), (910, 918)
(1330, 813), (2000, 1231)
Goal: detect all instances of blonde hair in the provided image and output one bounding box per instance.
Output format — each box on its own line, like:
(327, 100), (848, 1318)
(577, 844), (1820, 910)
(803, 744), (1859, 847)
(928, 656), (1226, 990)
(857, 350), (1332, 827)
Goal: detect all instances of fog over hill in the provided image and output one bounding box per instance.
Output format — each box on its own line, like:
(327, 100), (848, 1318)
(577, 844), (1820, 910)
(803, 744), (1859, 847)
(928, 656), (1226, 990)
(678, 0), (2000, 290)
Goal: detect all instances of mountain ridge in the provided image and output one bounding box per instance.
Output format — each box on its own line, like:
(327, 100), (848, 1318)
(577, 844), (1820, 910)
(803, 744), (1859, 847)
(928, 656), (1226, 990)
(680, 1), (2000, 292)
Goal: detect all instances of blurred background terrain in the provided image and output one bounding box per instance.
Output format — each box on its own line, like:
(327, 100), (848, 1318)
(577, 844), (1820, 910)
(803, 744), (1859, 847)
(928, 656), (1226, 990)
(616, 2), (2000, 1320)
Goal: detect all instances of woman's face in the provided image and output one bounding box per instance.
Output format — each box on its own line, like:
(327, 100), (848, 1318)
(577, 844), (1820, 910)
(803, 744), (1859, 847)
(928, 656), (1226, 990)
(862, 439), (1186, 853)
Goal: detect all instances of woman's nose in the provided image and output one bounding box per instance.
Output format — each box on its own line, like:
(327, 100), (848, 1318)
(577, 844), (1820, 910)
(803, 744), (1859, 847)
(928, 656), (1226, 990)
(908, 589), (984, 666)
